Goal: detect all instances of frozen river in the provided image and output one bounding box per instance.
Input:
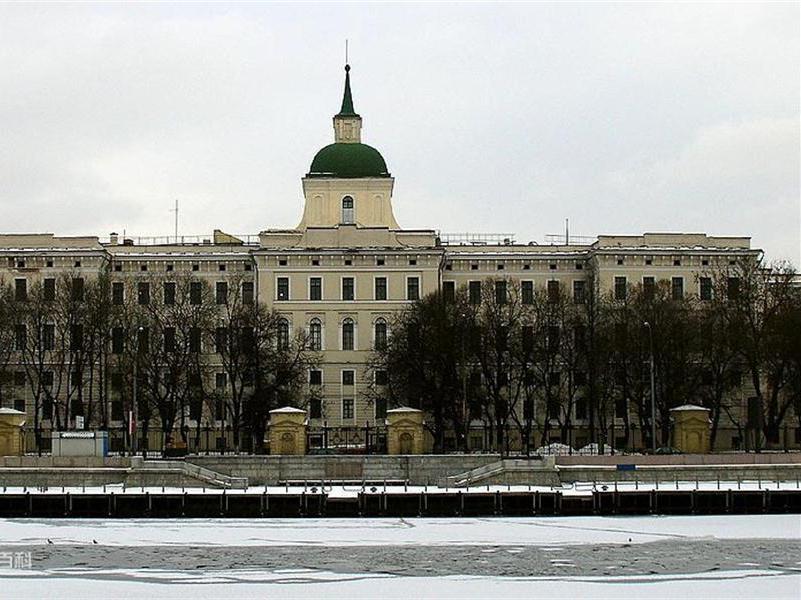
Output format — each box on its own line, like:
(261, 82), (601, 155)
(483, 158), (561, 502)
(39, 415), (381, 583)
(0, 515), (799, 598)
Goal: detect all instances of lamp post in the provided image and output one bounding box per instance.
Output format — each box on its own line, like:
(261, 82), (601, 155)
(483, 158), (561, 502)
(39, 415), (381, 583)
(460, 311), (468, 452)
(643, 321), (656, 452)
(132, 326), (144, 456)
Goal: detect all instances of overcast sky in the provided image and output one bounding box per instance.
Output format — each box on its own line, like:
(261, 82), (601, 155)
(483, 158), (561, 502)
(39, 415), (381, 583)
(0, 3), (798, 263)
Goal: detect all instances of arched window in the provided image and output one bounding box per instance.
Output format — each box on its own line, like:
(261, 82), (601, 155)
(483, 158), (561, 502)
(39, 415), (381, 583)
(342, 318), (355, 351)
(277, 318), (290, 351)
(374, 318), (387, 350)
(342, 196), (354, 224)
(309, 318), (322, 351)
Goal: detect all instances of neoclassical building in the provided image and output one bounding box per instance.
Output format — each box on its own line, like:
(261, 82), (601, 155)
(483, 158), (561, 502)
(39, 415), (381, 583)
(0, 65), (765, 451)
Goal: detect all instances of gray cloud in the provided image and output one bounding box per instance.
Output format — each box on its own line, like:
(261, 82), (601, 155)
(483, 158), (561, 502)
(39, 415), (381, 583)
(0, 3), (797, 263)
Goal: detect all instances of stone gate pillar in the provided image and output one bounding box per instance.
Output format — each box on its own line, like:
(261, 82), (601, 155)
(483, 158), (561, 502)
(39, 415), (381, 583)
(670, 405), (711, 454)
(0, 408), (26, 456)
(268, 407), (307, 455)
(386, 407), (425, 455)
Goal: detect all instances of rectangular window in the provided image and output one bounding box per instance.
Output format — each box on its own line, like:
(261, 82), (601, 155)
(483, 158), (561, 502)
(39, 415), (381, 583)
(547, 280), (560, 303)
(309, 370), (322, 385)
(215, 281), (228, 305)
(522, 280), (534, 305)
(548, 325), (560, 353)
(727, 277), (740, 299)
(160, 281), (175, 306)
(643, 276), (655, 300)
(43, 323), (55, 351)
(375, 370), (388, 386)
(614, 276), (627, 301)
(575, 396), (587, 420)
(547, 397), (559, 421)
(309, 397), (322, 419)
(407, 277), (420, 301)
(14, 279), (27, 302)
(573, 280), (586, 304)
(523, 399), (534, 421)
(215, 372), (227, 390)
(71, 277), (85, 302)
(700, 277), (712, 301)
(615, 397), (627, 419)
(215, 327), (228, 354)
(189, 327), (201, 353)
(671, 277), (684, 300)
(112, 282), (124, 305)
(138, 328), (149, 354)
(111, 399), (124, 421)
(190, 281), (203, 305)
(42, 394), (53, 420)
(111, 371), (123, 393)
(43, 278), (56, 302)
(42, 370), (54, 388)
(494, 280), (507, 304)
(70, 324), (83, 351)
(242, 281), (254, 305)
(374, 277), (387, 301)
(574, 325), (586, 349)
(522, 325), (534, 353)
(342, 398), (354, 420)
(189, 396), (202, 422)
(468, 281), (481, 304)
(342, 370), (355, 386)
(138, 282), (150, 305)
(15, 324), (26, 351)
(342, 321), (354, 351)
(442, 281), (455, 303)
(375, 397), (387, 420)
(112, 327), (124, 354)
(164, 327), (176, 353)
(342, 277), (354, 301)
(276, 277), (289, 301)
(309, 277), (322, 301)
(14, 371), (26, 387)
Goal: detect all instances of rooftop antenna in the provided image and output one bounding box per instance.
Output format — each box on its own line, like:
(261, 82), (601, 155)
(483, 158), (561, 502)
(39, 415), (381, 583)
(170, 199), (179, 242)
(345, 39), (349, 64)
(565, 218), (569, 245)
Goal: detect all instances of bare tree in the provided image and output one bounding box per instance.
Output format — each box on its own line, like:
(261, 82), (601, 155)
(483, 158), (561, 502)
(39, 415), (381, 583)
(0, 280), (16, 408)
(709, 258), (798, 449)
(371, 289), (467, 452)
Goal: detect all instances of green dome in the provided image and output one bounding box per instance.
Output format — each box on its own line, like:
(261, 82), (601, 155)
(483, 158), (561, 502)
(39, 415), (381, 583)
(307, 143), (390, 178)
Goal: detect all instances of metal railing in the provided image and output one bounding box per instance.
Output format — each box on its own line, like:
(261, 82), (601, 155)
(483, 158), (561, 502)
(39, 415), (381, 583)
(438, 233), (517, 246)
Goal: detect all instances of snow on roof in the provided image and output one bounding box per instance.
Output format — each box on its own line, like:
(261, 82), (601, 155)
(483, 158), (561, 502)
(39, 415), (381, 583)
(269, 406), (306, 414)
(670, 404), (710, 412)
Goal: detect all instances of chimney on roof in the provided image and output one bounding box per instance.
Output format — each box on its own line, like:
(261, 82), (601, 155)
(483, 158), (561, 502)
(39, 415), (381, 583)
(109, 232), (119, 245)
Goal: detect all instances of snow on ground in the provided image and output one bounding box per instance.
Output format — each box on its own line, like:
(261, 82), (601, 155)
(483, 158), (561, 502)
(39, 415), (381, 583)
(0, 568), (799, 599)
(0, 514), (798, 547)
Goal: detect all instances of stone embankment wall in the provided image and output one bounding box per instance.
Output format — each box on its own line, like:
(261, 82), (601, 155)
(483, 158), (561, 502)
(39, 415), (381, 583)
(0, 456), (224, 488)
(1, 454), (800, 489)
(187, 455), (501, 486)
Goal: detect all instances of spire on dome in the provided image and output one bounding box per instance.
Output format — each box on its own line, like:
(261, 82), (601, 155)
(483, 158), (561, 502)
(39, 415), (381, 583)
(336, 64), (359, 117)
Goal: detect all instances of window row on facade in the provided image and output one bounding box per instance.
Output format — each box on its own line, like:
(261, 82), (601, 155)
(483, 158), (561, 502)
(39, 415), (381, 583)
(275, 276), (419, 302)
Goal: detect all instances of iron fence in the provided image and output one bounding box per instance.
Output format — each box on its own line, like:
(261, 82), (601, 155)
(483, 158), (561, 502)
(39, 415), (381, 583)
(20, 422), (799, 457)
(306, 423), (387, 455)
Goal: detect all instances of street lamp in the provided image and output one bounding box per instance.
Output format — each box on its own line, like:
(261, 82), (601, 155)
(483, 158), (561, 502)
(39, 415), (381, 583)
(132, 326), (144, 456)
(460, 312), (468, 451)
(643, 321), (656, 452)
